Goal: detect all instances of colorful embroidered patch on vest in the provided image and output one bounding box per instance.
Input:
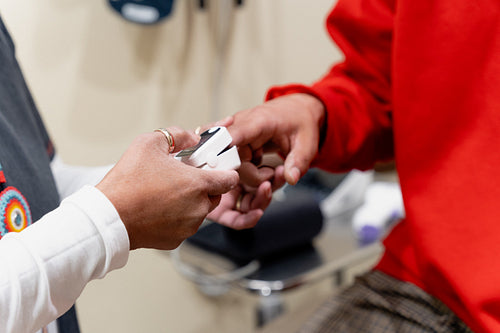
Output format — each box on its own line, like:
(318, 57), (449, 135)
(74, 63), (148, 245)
(0, 164), (32, 239)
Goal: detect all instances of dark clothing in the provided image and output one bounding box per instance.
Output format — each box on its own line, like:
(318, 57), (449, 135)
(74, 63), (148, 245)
(0, 16), (79, 333)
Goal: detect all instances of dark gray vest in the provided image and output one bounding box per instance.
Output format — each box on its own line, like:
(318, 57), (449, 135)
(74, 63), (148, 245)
(0, 16), (79, 333)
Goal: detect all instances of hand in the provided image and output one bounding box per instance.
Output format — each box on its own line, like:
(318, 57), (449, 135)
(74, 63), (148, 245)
(207, 182), (271, 230)
(96, 128), (238, 250)
(227, 93), (325, 185)
(207, 163), (285, 229)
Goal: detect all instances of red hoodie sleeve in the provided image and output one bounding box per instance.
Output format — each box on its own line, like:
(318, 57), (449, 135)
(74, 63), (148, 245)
(267, 0), (395, 172)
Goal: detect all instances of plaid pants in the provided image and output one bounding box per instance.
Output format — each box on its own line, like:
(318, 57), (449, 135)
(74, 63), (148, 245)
(297, 271), (473, 333)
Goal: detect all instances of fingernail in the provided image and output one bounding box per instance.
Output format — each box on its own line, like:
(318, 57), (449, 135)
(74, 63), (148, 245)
(289, 167), (300, 185)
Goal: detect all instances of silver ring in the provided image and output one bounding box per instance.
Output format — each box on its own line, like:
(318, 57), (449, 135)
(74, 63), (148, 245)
(154, 128), (175, 153)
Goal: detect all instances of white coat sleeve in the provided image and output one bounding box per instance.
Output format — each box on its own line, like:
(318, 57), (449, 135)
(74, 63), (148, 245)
(50, 154), (114, 199)
(0, 185), (130, 333)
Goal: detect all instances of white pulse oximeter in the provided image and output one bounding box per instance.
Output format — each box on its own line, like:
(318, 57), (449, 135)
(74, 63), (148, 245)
(174, 126), (241, 171)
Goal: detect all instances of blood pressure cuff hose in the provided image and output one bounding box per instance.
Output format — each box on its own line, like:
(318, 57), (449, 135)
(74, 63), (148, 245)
(187, 190), (324, 263)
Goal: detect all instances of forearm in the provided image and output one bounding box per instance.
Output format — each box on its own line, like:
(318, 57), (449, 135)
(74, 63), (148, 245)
(267, 0), (395, 172)
(308, 67), (394, 172)
(0, 186), (129, 333)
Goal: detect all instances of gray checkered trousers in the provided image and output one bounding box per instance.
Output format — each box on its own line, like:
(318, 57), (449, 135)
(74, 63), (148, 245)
(297, 271), (473, 333)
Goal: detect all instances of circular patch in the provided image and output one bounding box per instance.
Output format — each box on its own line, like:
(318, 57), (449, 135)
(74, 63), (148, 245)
(0, 186), (32, 238)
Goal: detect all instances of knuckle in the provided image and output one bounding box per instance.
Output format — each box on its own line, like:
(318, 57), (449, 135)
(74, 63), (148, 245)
(140, 132), (159, 146)
(133, 132), (151, 144)
(184, 219), (203, 237)
(167, 125), (182, 132)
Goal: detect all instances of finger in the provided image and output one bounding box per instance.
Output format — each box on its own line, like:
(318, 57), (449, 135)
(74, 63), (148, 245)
(251, 148), (264, 165)
(232, 210), (264, 229)
(216, 209), (264, 230)
(283, 155), (303, 185)
(249, 181), (273, 211)
(227, 107), (271, 148)
(283, 132), (319, 185)
(237, 181), (272, 214)
(237, 145), (253, 162)
(196, 116), (234, 136)
(164, 126), (200, 152)
(203, 170), (239, 196)
(271, 165), (286, 191)
(206, 187), (267, 229)
(260, 152), (284, 168)
(206, 187), (241, 220)
(238, 192), (253, 213)
(152, 131), (175, 155)
(213, 116), (234, 128)
(238, 163), (274, 188)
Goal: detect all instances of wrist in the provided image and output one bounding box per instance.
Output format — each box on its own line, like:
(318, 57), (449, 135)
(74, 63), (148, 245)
(288, 93), (327, 146)
(294, 93), (325, 125)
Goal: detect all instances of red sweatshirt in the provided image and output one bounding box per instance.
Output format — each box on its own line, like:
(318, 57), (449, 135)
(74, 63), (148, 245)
(267, 1), (500, 332)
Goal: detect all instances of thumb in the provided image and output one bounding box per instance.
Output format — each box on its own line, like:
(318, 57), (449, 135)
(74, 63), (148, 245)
(203, 170), (239, 196)
(283, 134), (318, 185)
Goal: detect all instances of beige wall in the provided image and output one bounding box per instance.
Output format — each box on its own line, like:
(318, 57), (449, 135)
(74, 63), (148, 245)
(0, 0), (341, 166)
(0, 1), (344, 332)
